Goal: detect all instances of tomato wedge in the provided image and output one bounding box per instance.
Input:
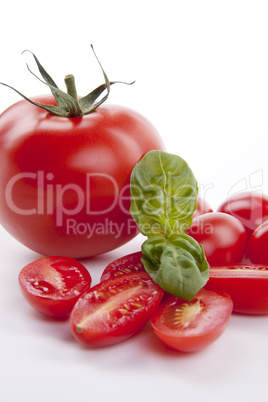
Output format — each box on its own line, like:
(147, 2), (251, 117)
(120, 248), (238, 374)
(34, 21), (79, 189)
(18, 256), (92, 319)
(70, 272), (164, 347)
(151, 288), (233, 352)
(206, 264), (268, 315)
(100, 251), (144, 282)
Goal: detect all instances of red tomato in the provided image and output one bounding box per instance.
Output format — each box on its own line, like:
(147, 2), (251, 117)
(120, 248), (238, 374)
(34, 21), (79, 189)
(18, 256), (92, 319)
(206, 264), (268, 315)
(187, 212), (247, 265)
(70, 272), (164, 347)
(100, 251), (144, 282)
(150, 288), (233, 352)
(0, 96), (164, 258)
(247, 220), (268, 264)
(217, 192), (268, 239)
(193, 197), (213, 218)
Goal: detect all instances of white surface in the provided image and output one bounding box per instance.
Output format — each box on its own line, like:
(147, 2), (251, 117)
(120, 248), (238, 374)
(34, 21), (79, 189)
(1, 1), (268, 401)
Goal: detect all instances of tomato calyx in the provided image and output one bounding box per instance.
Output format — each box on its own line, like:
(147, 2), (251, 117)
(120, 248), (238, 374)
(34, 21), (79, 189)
(0, 45), (134, 117)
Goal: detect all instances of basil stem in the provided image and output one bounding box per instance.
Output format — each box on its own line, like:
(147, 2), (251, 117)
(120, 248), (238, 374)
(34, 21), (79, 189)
(130, 150), (209, 300)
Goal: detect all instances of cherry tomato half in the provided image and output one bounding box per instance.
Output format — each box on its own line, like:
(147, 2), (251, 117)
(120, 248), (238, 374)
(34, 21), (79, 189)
(206, 264), (268, 315)
(193, 197), (213, 219)
(217, 191), (268, 239)
(100, 251), (144, 282)
(150, 288), (233, 352)
(247, 220), (268, 264)
(70, 272), (164, 347)
(187, 212), (247, 265)
(0, 96), (164, 258)
(18, 256), (92, 319)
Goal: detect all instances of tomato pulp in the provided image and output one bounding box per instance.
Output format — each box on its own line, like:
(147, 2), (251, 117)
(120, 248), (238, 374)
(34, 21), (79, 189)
(18, 256), (92, 319)
(70, 272), (164, 347)
(0, 96), (164, 257)
(100, 251), (144, 282)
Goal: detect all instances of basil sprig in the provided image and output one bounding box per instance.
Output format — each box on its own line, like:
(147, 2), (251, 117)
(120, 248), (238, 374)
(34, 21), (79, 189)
(130, 150), (209, 300)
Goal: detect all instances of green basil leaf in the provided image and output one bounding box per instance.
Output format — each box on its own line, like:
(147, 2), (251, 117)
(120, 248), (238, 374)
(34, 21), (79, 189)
(130, 150), (198, 238)
(141, 233), (209, 300)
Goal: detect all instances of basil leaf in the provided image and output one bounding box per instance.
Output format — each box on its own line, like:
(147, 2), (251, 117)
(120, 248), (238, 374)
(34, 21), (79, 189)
(130, 150), (198, 238)
(141, 234), (209, 300)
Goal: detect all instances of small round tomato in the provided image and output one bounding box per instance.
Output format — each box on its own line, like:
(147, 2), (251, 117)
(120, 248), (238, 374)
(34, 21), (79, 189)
(247, 220), (268, 264)
(150, 288), (233, 352)
(187, 212), (247, 265)
(18, 256), (92, 319)
(217, 191), (268, 239)
(70, 272), (164, 347)
(100, 251), (144, 282)
(206, 264), (268, 315)
(193, 197), (213, 218)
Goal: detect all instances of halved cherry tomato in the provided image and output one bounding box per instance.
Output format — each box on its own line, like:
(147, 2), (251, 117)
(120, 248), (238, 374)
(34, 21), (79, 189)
(247, 220), (268, 264)
(150, 288), (233, 352)
(206, 264), (268, 315)
(18, 256), (92, 319)
(100, 251), (144, 282)
(193, 197), (213, 218)
(217, 191), (268, 239)
(187, 212), (247, 265)
(70, 272), (164, 347)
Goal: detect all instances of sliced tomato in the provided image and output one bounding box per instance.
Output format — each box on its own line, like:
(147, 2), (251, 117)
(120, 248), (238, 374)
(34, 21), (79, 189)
(18, 256), (92, 319)
(150, 288), (233, 352)
(206, 264), (268, 315)
(100, 251), (144, 282)
(70, 272), (164, 347)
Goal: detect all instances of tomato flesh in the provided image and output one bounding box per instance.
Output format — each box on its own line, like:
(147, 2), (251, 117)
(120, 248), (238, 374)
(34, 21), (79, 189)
(151, 288), (233, 352)
(19, 256), (92, 319)
(70, 272), (164, 347)
(100, 251), (144, 282)
(206, 264), (268, 314)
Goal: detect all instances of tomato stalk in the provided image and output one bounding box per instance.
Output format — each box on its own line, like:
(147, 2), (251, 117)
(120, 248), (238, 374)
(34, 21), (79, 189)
(0, 45), (134, 118)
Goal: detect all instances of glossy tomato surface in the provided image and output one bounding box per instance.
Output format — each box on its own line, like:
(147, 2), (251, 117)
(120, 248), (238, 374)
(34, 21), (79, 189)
(206, 264), (268, 314)
(70, 272), (164, 347)
(193, 197), (213, 218)
(0, 96), (164, 257)
(217, 191), (268, 239)
(247, 220), (268, 264)
(151, 288), (233, 352)
(187, 212), (247, 265)
(18, 256), (92, 319)
(100, 251), (144, 282)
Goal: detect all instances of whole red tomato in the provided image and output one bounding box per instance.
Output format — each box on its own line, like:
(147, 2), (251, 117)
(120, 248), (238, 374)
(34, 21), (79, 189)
(217, 191), (268, 239)
(0, 95), (164, 257)
(247, 220), (268, 264)
(187, 212), (247, 265)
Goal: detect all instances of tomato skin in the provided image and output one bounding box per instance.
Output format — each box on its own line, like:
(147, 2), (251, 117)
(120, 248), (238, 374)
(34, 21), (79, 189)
(70, 272), (164, 347)
(100, 251), (144, 282)
(18, 256), (92, 319)
(0, 96), (164, 258)
(193, 197), (213, 218)
(217, 192), (268, 239)
(187, 212), (247, 265)
(206, 264), (268, 315)
(247, 220), (268, 264)
(151, 289), (233, 352)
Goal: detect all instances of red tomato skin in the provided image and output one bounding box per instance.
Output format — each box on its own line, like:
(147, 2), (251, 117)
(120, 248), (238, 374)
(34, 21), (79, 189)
(100, 251), (144, 282)
(193, 197), (213, 218)
(217, 192), (268, 239)
(18, 256), (92, 319)
(247, 220), (268, 264)
(187, 212), (247, 265)
(151, 289), (233, 352)
(70, 272), (164, 347)
(0, 96), (164, 258)
(206, 264), (268, 315)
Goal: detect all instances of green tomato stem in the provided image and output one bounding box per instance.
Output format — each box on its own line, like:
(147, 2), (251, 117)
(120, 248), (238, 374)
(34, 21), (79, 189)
(64, 74), (78, 100)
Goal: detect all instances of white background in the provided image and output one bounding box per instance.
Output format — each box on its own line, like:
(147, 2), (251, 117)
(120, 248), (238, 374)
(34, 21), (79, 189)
(1, 1), (268, 401)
